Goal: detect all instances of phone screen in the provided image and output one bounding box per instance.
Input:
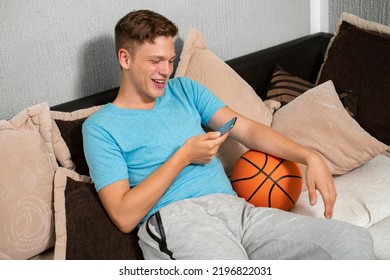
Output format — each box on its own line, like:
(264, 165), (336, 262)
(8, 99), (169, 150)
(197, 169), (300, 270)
(218, 117), (237, 136)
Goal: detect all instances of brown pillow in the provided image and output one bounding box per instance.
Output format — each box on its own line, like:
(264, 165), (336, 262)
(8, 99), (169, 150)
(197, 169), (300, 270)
(317, 13), (390, 145)
(51, 106), (102, 176)
(175, 28), (272, 175)
(266, 64), (360, 117)
(0, 103), (58, 259)
(265, 64), (314, 106)
(271, 81), (388, 175)
(53, 168), (143, 260)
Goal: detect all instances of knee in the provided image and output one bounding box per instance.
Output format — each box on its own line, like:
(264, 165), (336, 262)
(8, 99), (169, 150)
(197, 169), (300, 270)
(333, 222), (377, 260)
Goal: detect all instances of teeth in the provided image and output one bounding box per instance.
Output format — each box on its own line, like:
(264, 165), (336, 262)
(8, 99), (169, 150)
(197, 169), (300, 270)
(153, 79), (164, 84)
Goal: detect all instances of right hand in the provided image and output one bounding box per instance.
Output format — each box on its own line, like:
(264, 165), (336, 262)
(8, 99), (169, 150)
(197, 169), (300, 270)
(304, 151), (336, 219)
(179, 131), (228, 165)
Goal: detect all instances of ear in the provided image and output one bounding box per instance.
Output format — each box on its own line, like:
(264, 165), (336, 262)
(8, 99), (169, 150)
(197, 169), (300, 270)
(118, 48), (131, 70)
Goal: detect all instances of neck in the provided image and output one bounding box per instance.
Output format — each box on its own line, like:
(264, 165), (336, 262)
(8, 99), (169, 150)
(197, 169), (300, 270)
(113, 78), (156, 110)
(113, 89), (156, 110)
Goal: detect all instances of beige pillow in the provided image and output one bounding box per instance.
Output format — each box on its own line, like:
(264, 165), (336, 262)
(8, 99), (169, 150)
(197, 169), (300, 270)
(51, 106), (102, 175)
(271, 80), (388, 175)
(0, 103), (58, 259)
(175, 28), (272, 175)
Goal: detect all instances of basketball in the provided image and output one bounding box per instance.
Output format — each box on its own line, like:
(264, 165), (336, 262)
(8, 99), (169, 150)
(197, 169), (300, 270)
(230, 150), (302, 211)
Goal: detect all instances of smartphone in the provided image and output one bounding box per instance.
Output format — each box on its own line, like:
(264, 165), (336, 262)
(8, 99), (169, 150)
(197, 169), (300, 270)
(217, 117), (237, 136)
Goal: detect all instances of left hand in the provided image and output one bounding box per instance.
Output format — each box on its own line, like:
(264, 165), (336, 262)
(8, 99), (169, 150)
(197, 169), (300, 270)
(304, 152), (336, 219)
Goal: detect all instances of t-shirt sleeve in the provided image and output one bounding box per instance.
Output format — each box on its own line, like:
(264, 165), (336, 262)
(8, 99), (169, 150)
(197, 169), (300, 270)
(82, 119), (129, 192)
(179, 77), (226, 125)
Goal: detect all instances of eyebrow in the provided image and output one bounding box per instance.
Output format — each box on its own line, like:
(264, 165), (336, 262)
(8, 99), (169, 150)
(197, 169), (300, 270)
(147, 55), (176, 61)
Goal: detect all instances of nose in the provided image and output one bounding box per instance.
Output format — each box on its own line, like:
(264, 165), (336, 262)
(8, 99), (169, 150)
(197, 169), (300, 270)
(159, 61), (173, 77)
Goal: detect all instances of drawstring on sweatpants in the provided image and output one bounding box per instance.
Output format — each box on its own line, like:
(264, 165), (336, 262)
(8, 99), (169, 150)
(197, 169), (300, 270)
(146, 211), (175, 260)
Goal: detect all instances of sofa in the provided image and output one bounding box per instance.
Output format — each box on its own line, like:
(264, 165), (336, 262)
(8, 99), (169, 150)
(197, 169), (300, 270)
(1, 12), (389, 260)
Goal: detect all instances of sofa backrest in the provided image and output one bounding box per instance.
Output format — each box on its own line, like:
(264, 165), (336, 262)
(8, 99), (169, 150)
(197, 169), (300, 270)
(226, 32), (332, 100)
(51, 32), (332, 112)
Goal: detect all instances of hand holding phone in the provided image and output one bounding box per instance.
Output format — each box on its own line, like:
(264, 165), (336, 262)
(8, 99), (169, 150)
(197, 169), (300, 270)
(217, 117), (237, 136)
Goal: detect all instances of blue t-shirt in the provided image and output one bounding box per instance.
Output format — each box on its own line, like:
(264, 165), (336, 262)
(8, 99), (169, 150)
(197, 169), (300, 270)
(82, 77), (236, 224)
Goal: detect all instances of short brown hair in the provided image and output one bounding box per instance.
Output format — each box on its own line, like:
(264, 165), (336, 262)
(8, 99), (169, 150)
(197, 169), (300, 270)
(115, 10), (178, 57)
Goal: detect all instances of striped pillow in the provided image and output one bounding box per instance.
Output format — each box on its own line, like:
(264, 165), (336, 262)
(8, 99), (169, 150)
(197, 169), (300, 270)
(265, 64), (314, 106)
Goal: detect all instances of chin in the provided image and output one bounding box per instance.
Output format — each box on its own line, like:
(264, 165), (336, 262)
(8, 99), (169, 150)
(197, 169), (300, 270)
(151, 87), (166, 98)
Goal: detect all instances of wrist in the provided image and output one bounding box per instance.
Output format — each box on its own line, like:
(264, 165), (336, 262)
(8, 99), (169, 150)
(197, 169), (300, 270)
(173, 146), (191, 167)
(302, 148), (321, 166)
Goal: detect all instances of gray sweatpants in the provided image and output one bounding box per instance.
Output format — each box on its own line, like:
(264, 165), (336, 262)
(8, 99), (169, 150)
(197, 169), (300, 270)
(138, 194), (376, 260)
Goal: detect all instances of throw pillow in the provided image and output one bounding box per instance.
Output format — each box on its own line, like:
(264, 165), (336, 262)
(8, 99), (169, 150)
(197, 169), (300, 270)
(53, 167), (143, 260)
(316, 13), (390, 145)
(271, 80), (388, 175)
(265, 64), (315, 106)
(265, 64), (360, 117)
(51, 106), (102, 176)
(0, 103), (58, 259)
(175, 28), (273, 175)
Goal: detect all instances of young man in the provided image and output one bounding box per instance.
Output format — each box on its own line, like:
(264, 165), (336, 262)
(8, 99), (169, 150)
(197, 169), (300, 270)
(83, 10), (376, 259)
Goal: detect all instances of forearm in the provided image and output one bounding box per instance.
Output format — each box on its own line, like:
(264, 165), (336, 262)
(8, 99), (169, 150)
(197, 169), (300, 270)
(125, 148), (189, 212)
(99, 148), (189, 233)
(209, 106), (317, 166)
(238, 121), (316, 166)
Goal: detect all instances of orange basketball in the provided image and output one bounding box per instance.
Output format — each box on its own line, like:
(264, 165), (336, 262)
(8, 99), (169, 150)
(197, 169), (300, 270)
(231, 150), (302, 211)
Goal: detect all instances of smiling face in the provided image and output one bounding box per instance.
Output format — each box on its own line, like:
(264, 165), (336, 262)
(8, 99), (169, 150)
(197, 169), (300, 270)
(117, 36), (176, 109)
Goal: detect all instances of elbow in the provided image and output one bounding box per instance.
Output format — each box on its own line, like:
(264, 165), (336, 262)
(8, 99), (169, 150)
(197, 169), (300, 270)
(116, 224), (136, 234)
(111, 214), (139, 234)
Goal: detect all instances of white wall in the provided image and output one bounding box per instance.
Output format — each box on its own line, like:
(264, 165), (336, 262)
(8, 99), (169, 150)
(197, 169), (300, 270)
(0, 0), (312, 120)
(328, 0), (390, 33)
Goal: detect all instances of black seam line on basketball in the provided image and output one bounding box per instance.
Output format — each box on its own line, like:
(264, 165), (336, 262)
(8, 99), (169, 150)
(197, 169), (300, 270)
(247, 158), (285, 203)
(268, 175), (302, 207)
(230, 155), (268, 183)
